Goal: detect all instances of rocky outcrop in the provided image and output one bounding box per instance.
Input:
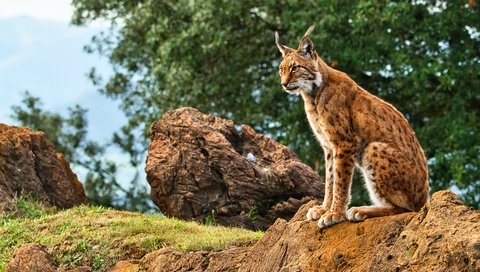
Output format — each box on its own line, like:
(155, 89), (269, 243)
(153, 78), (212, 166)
(116, 190), (479, 271)
(239, 190), (480, 271)
(0, 124), (87, 212)
(145, 107), (323, 230)
(8, 191), (480, 271)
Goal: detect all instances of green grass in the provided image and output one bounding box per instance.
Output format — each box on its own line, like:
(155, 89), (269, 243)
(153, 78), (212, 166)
(0, 196), (264, 271)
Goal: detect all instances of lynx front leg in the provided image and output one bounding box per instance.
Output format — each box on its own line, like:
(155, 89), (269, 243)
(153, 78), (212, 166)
(318, 149), (355, 228)
(307, 148), (334, 220)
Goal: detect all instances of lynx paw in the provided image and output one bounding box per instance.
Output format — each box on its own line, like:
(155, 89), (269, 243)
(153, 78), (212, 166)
(306, 205), (328, 221)
(318, 211), (345, 229)
(347, 207), (368, 222)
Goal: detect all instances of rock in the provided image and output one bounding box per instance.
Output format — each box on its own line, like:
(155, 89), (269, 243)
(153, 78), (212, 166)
(0, 124), (88, 212)
(6, 243), (90, 272)
(56, 153), (87, 204)
(239, 190), (480, 271)
(145, 107), (323, 230)
(6, 243), (57, 272)
(107, 261), (139, 272)
(138, 247), (250, 272)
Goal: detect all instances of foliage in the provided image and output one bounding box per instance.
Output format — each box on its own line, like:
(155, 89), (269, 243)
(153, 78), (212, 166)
(10, 91), (152, 211)
(247, 205), (259, 221)
(204, 211), (215, 226)
(0, 197), (263, 271)
(1, 194), (56, 221)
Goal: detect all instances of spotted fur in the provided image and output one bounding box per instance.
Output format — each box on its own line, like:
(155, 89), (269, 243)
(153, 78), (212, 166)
(276, 26), (429, 229)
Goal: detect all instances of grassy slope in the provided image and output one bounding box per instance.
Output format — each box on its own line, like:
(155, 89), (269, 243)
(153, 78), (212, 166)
(0, 197), (264, 271)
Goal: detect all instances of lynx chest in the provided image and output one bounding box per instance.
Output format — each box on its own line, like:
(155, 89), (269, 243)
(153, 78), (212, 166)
(304, 107), (332, 150)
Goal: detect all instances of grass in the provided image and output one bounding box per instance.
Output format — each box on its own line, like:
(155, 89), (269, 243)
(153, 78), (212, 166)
(0, 196), (264, 271)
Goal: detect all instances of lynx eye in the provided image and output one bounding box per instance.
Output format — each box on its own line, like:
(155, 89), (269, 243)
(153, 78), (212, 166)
(290, 66), (298, 73)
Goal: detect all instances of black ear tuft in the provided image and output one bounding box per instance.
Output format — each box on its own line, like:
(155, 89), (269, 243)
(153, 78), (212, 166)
(298, 25), (315, 58)
(298, 37), (315, 58)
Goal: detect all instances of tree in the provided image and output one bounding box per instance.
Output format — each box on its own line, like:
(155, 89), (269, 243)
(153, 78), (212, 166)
(71, 1), (480, 207)
(10, 91), (153, 212)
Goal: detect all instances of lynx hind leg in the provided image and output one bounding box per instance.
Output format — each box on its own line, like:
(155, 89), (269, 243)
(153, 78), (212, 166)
(351, 142), (419, 221)
(347, 206), (404, 222)
(306, 205), (328, 221)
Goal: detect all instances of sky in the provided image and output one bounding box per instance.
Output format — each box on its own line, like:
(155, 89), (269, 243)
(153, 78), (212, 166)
(0, 1), (139, 187)
(0, 0), (73, 22)
(0, 0), (120, 139)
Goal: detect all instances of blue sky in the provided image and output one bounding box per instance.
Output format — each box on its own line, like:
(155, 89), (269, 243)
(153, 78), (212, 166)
(0, 1), (124, 141)
(0, 1), (140, 187)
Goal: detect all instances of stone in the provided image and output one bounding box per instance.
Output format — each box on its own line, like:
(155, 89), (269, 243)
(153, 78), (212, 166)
(0, 124), (87, 212)
(107, 261), (139, 272)
(138, 247), (250, 272)
(145, 107), (324, 230)
(239, 190), (480, 271)
(6, 243), (57, 272)
(6, 243), (90, 272)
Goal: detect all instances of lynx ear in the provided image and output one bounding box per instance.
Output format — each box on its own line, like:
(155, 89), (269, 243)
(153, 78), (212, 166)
(275, 31), (292, 57)
(298, 25), (315, 59)
(303, 25), (315, 38)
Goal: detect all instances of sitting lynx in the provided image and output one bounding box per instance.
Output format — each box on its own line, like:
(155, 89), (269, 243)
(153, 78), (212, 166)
(275, 26), (429, 229)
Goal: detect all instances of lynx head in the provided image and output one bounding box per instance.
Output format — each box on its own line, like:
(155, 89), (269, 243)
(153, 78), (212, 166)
(275, 25), (323, 96)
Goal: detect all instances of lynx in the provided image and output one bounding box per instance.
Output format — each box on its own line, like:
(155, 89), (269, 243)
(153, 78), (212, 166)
(275, 26), (429, 229)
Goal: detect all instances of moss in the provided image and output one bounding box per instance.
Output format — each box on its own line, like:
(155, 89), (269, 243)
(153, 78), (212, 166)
(0, 197), (263, 271)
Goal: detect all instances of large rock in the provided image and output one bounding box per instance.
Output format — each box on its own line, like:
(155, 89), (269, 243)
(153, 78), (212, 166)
(239, 190), (480, 271)
(145, 107), (324, 229)
(0, 124), (87, 212)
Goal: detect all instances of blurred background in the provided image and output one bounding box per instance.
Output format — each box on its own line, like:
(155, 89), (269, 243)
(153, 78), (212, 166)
(0, 0), (478, 211)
